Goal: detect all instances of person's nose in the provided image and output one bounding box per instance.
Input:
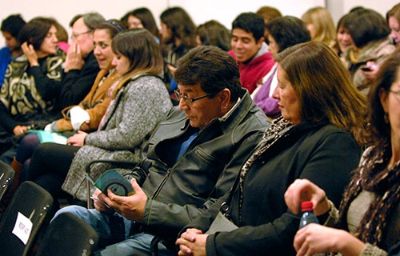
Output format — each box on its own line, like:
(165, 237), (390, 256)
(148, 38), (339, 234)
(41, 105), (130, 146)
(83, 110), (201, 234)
(178, 98), (189, 111)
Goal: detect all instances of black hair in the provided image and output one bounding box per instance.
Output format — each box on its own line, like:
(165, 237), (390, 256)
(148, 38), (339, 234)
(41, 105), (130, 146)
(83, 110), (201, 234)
(1, 14), (26, 38)
(342, 8), (389, 48)
(232, 12), (264, 41)
(18, 17), (54, 50)
(121, 7), (159, 38)
(266, 16), (311, 52)
(160, 7), (196, 48)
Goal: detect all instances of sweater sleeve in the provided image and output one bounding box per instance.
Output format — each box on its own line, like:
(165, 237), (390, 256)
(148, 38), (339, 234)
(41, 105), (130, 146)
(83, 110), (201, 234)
(205, 131), (361, 256)
(28, 56), (64, 101)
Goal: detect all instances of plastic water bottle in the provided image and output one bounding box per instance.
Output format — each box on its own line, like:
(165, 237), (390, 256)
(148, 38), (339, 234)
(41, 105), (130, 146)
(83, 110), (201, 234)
(299, 201), (325, 255)
(299, 201), (319, 229)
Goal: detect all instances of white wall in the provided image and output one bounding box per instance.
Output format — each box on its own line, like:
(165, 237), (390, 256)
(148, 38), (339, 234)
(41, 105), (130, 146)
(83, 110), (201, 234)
(0, 0), (397, 46)
(0, 0), (324, 45)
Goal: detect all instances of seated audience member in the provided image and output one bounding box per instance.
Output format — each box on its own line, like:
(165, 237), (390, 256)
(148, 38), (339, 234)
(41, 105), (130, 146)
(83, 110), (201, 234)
(120, 7), (159, 41)
(195, 20), (230, 51)
(177, 41), (366, 256)
(333, 13), (355, 67)
(57, 12), (104, 110)
(284, 50), (400, 256)
(343, 8), (395, 96)
(0, 17), (64, 154)
(229, 12), (274, 94)
(301, 6), (336, 48)
(5, 20), (126, 191)
(0, 14), (26, 87)
(256, 5), (282, 43)
(159, 7), (196, 93)
(387, 3), (400, 46)
(26, 29), (172, 201)
(253, 16), (311, 118)
(54, 46), (268, 256)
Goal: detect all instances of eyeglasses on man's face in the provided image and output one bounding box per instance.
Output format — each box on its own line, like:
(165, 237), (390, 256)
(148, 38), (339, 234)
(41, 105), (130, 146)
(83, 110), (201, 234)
(174, 90), (213, 105)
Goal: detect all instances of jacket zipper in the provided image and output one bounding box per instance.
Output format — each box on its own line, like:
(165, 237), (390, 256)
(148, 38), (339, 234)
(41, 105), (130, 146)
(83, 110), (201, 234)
(151, 169), (171, 199)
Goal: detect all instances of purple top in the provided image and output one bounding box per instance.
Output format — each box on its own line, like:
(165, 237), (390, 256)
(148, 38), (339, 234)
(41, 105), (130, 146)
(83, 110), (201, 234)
(254, 68), (280, 117)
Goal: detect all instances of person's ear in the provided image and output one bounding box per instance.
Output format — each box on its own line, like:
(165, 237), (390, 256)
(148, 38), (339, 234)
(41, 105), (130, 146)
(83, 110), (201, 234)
(219, 88), (232, 112)
(256, 37), (264, 47)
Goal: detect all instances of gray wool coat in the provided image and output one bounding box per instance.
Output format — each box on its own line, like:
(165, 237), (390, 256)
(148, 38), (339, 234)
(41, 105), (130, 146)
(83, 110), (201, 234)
(62, 75), (172, 200)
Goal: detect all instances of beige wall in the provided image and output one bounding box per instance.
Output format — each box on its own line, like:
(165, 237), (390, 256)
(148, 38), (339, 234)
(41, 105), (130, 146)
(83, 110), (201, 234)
(0, 0), (397, 46)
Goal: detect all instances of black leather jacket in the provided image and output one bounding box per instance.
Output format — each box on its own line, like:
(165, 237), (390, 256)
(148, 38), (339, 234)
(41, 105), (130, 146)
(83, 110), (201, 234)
(140, 90), (269, 239)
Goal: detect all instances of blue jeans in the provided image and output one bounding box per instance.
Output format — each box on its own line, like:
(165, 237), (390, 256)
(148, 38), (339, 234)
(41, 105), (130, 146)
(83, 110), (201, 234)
(54, 206), (175, 256)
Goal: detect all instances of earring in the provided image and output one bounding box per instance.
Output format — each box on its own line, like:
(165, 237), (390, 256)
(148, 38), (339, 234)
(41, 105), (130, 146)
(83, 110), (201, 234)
(384, 112), (389, 124)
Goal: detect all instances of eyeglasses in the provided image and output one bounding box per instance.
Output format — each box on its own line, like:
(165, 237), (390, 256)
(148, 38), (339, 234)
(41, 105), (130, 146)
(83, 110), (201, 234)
(71, 30), (91, 39)
(174, 90), (213, 105)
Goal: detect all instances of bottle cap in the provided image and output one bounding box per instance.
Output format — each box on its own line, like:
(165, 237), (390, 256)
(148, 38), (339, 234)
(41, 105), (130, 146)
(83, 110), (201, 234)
(301, 201), (313, 211)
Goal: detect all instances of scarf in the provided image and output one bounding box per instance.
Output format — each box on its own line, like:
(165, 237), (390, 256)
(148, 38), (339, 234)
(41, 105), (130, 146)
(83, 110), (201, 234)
(338, 141), (400, 249)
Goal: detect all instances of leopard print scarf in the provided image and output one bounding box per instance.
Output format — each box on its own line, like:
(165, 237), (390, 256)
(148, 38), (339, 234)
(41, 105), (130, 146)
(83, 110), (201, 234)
(338, 141), (400, 249)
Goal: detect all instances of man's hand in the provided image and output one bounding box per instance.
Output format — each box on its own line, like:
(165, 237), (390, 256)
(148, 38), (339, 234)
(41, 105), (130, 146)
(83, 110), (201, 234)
(92, 189), (111, 212)
(176, 228), (207, 256)
(64, 42), (84, 72)
(100, 179), (147, 221)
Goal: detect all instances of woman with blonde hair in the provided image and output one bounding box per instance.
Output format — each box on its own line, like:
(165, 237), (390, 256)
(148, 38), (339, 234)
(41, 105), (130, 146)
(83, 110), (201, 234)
(302, 6), (336, 47)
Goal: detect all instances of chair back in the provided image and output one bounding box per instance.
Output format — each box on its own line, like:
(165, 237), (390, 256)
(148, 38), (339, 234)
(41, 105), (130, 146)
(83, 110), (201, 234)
(35, 212), (98, 256)
(0, 160), (14, 201)
(0, 181), (53, 256)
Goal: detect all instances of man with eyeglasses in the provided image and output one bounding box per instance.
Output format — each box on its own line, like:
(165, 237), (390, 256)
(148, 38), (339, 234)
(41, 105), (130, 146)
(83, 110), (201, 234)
(57, 12), (104, 110)
(55, 46), (269, 256)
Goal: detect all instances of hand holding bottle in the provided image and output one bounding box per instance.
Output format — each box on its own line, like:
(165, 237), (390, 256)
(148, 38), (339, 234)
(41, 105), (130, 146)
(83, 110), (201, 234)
(284, 179), (330, 216)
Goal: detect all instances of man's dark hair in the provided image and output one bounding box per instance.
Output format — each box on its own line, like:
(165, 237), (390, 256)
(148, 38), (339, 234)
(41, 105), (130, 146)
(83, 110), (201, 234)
(342, 8), (389, 48)
(1, 14), (26, 38)
(266, 16), (311, 52)
(232, 12), (264, 41)
(174, 46), (242, 102)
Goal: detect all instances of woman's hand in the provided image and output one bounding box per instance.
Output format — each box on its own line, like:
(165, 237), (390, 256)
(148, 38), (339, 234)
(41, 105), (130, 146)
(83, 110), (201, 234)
(294, 223), (366, 256)
(176, 228), (207, 256)
(284, 179), (330, 216)
(66, 130), (87, 146)
(21, 42), (39, 67)
(361, 61), (379, 81)
(13, 125), (29, 136)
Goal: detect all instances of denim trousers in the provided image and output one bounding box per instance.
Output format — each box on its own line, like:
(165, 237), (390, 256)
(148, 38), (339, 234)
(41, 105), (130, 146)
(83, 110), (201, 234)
(54, 205), (175, 256)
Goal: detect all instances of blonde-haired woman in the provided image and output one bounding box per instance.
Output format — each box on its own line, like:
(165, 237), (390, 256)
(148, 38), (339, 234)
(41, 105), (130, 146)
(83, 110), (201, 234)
(302, 6), (336, 48)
